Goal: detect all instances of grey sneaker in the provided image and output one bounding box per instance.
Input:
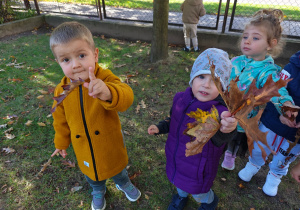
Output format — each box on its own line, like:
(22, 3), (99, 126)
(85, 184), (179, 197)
(91, 190), (106, 210)
(116, 181), (141, 202)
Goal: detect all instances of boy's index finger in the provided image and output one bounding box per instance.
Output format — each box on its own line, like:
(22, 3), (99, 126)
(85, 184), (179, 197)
(89, 67), (96, 81)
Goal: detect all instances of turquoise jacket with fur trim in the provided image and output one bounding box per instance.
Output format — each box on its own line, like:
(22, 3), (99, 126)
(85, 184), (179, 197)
(52, 63), (133, 181)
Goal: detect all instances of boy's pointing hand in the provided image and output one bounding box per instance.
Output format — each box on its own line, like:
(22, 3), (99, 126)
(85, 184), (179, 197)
(84, 67), (112, 101)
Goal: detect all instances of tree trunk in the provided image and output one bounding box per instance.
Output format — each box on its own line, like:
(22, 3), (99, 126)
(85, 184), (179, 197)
(23, 0), (31, 10)
(150, 0), (169, 63)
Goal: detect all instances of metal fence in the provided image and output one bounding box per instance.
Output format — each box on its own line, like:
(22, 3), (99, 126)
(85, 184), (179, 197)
(14, 0), (300, 39)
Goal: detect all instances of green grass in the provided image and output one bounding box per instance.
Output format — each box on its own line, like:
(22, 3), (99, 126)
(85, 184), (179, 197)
(0, 27), (299, 209)
(35, 0), (300, 20)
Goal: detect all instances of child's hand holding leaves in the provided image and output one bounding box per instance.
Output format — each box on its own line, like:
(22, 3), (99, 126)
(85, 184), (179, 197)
(220, 111), (237, 133)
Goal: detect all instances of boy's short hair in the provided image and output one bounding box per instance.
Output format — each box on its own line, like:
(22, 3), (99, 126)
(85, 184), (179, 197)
(189, 48), (232, 90)
(50, 21), (95, 57)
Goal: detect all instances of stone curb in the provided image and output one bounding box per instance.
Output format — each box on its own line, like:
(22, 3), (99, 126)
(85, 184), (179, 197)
(1, 14), (300, 62)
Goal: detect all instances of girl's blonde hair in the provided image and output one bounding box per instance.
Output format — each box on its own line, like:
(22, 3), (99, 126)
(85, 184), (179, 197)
(50, 21), (95, 57)
(244, 9), (285, 58)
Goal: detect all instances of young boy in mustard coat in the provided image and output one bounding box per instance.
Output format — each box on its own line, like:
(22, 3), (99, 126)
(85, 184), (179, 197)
(50, 21), (141, 210)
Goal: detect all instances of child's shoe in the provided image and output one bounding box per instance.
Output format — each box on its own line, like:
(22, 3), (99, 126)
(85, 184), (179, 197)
(91, 190), (106, 210)
(116, 181), (141, 202)
(262, 171), (282, 196)
(238, 161), (261, 182)
(167, 194), (188, 210)
(194, 47), (200, 52)
(198, 191), (218, 210)
(183, 47), (190, 52)
(221, 151), (236, 170)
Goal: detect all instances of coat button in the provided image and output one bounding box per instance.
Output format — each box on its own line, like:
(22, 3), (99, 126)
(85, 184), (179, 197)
(95, 131), (100, 135)
(76, 135), (80, 138)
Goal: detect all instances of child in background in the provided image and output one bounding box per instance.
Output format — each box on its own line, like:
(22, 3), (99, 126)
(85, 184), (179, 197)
(148, 48), (237, 210)
(180, 0), (206, 52)
(238, 50), (300, 196)
(50, 22), (141, 210)
(221, 9), (295, 171)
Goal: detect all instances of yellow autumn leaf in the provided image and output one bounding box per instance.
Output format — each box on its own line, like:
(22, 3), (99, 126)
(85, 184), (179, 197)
(38, 90), (49, 94)
(37, 122), (46, 127)
(187, 106), (219, 123)
(37, 95), (44, 99)
(25, 120), (33, 126)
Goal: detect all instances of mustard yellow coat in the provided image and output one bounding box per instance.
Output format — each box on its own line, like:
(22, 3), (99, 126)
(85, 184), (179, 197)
(52, 63), (134, 181)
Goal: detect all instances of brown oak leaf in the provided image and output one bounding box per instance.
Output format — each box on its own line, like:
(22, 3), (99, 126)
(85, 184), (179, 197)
(51, 78), (84, 113)
(185, 116), (220, 156)
(210, 62), (291, 160)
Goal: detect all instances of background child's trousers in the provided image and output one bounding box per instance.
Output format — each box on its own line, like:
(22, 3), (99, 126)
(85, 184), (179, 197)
(183, 23), (198, 49)
(249, 123), (300, 175)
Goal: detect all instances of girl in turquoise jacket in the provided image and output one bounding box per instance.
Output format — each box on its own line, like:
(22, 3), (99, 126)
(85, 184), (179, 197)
(221, 9), (295, 171)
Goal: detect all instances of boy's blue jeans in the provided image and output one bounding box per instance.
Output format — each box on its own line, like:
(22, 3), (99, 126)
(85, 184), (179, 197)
(177, 188), (214, 203)
(85, 168), (130, 192)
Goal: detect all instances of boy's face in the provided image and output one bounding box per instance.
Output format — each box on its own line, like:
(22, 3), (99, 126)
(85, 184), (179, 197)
(53, 39), (99, 81)
(191, 74), (219, 102)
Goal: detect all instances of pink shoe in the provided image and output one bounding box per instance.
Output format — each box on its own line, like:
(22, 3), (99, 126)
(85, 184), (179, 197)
(221, 151), (236, 170)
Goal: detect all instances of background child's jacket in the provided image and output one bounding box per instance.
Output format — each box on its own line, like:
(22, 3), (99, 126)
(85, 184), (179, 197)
(52, 63), (133, 181)
(180, 0), (206, 24)
(260, 51), (300, 142)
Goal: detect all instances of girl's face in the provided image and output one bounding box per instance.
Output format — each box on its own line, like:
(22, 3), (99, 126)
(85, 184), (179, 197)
(240, 25), (273, 61)
(192, 74), (219, 102)
(53, 39), (99, 81)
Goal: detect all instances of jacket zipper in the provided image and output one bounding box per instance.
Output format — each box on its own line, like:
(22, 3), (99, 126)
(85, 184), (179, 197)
(79, 85), (98, 181)
(172, 98), (195, 183)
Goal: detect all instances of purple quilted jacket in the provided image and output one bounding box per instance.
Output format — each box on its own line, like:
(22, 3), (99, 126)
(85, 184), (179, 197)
(165, 87), (227, 194)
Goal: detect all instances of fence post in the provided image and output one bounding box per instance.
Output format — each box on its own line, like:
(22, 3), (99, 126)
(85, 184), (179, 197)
(101, 0), (106, 19)
(222, 0), (230, 33)
(33, 0), (40, 15)
(97, 0), (102, 20)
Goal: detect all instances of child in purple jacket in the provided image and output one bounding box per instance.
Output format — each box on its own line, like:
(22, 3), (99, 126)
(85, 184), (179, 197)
(148, 48), (237, 210)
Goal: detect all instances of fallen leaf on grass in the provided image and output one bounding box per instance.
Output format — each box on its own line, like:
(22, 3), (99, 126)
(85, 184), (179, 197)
(37, 122), (46, 127)
(61, 159), (75, 168)
(0, 124), (7, 129)
(145, 194), (149, 200)
(71, 186), (83, 193)
(37, 158), (52, 177)
(2, 147), (15, 154)
(38, 90), (49, 95)
(5, 133), (15, 139)
(129, 170), (142, 180)
(25, 120), (33, 126)
(8, 78), (23, 82)
(115, 64), (126, 68)
(221, 178), (226, 182)
(36, 95), (44, 99)
(136, 104), (141, 114)
(4, 127), (15, 139)
(238, 183), (246, 189)
(140, 100), (146, 109)
(78, 200), (84, 207)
